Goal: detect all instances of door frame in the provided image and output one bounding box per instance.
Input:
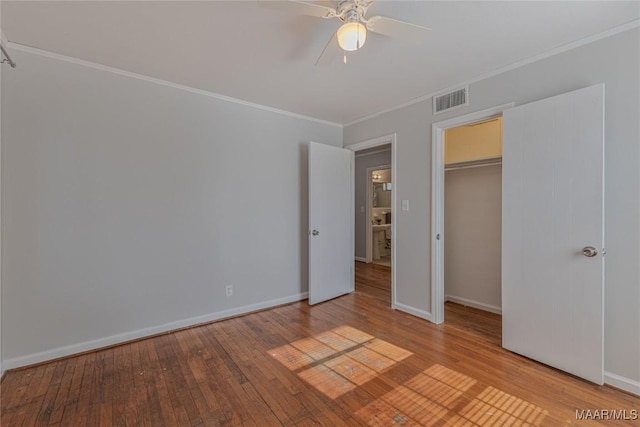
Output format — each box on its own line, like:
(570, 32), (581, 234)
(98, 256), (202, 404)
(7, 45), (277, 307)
(431, 103), (513, 324)
(347, 134), (397, 308)
(366, 164), (391, 263)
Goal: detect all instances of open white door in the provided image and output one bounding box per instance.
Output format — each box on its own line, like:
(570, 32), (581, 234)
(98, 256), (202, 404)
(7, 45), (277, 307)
(308, 142), (354, 305)
(502, 84), (604, 384)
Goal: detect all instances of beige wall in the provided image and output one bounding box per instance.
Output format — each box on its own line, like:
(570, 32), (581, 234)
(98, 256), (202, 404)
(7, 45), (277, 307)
(445, 117), (502, 163)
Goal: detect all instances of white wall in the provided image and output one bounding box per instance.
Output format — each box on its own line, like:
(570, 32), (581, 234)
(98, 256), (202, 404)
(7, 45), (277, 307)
(1, 48), (341, 367)
(444, 165), (501, 313)
(354, 150), (391, 259)
(344, 28), (640, 390)
(0, 2), (4, 376)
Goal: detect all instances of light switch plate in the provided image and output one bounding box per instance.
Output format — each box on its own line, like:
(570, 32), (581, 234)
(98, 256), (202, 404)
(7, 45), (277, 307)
(402, 200), (409, 211)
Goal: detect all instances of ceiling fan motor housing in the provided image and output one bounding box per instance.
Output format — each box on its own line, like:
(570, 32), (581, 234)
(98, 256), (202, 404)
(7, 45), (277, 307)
(336, 0), (372, 23)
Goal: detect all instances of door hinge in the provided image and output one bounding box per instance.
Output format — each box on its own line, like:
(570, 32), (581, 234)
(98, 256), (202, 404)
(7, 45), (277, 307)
(436, 233), (441, 240)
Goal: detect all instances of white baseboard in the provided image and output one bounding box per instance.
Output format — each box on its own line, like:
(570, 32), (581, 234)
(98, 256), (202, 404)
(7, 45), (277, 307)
(604, 371), (640, 396)
(3, 292), (308, 371)
(394, 302), (433, 322)
(445, 294), (502, 315)
(355, 256), (367, 263)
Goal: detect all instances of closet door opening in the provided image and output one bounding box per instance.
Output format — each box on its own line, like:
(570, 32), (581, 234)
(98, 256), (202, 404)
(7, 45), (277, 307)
(442, 117), (503, 344)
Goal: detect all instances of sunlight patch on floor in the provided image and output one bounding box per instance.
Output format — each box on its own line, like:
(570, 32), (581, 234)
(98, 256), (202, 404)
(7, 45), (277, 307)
(404, 365), (475, 409)
(324, 354), (378, 386)
(298, 364), (357, 399)
(344, 346), (397, 373)
(270, 328), (549, 425)
(269, 326), (413, 399)
(332, 325), (375, 343)
(364, 339), (413, 362)
(314, 330), (361, 351)
(449, 386), (549, 426)
(290, 337), (338, 361)
(355, 364), (549, 426)
(356, 364), (475, 425)
(268, 344), (315, 371)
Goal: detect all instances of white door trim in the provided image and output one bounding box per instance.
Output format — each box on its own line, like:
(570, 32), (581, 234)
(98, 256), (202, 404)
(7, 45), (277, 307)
(431, 103), (514, 324)
(366, 164), (391, 263)
(347, 134), (397, 308)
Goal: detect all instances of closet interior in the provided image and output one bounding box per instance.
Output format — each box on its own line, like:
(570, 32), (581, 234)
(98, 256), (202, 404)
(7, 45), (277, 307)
(444, 117), (503, 316)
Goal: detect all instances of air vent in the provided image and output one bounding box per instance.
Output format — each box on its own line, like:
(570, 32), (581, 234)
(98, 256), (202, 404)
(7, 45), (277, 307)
(433, 86), (469, 115)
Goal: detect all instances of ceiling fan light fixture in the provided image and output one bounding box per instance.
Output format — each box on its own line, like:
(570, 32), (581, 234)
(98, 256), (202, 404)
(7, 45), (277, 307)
(337, 22), (367, 51)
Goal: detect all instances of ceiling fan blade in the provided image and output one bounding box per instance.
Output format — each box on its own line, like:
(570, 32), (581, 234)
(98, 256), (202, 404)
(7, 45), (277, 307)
(366, 16), (431, 43)
(315, 32), (341, 66)
(260, 0), (337, 19)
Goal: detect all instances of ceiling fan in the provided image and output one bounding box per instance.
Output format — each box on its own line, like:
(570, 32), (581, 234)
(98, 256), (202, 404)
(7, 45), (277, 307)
(269, 0), (431, 65)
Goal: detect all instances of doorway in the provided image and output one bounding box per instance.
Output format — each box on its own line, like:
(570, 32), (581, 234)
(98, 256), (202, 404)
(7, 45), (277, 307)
(444, 118), (503, 314)
(368, 166), (392, 267)
(442, 117), (503, 343)
(348, 135), (397, 308)
(431, 104), (513, 324)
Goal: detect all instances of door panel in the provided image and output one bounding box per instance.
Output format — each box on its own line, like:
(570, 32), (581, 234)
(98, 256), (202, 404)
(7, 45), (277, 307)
(308, 142), (353, 305)
(502, 84), (604, 384)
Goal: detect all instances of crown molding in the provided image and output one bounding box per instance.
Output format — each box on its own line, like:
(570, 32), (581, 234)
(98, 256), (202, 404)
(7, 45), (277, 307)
(344, 19), (640, 127)
(7, 42), (343, 129)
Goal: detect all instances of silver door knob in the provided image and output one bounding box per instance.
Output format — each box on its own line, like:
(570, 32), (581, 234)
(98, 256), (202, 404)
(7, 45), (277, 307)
(311, 230), (319, 236)
(582, 246), (598, 257)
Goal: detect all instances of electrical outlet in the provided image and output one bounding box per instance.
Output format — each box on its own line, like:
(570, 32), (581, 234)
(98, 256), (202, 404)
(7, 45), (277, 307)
(225, 285), (233, 297)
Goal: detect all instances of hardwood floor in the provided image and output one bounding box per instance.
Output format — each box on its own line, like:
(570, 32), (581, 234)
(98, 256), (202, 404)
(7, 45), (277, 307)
(355, 261), (391, 293)
(443, 303), (502, 348)
(1, 263), (637, 426)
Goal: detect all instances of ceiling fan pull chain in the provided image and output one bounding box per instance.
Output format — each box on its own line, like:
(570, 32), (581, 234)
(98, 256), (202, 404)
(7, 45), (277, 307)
(344, 52), (347, 64)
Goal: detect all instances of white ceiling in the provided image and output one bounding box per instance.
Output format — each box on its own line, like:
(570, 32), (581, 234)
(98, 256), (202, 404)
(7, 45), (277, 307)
(3, 1), (639, 124)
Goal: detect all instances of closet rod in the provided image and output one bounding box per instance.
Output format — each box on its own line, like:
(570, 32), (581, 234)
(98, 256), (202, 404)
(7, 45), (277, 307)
(1, 44), (16, 68)
(445, 161), (502, 172)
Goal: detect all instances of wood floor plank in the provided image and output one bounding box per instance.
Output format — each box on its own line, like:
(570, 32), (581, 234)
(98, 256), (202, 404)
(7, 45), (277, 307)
(1, 262), (638, 426)
(60, 354), (89, 425)
(79, 351), (101, 427)
(34, 359), (68, 426)
(96, 347), (114, 426)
